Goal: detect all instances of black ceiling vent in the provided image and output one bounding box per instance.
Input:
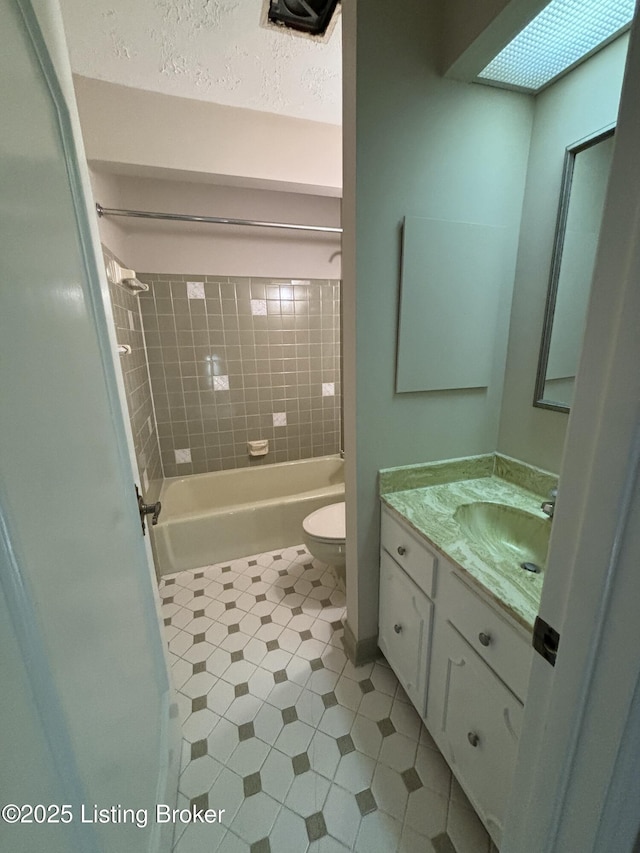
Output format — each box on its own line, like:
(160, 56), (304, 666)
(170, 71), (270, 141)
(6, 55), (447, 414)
(268, 0), (339, 36)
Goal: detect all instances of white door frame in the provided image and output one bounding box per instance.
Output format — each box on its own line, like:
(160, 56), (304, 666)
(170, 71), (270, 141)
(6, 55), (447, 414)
(503, 7), (640, 851)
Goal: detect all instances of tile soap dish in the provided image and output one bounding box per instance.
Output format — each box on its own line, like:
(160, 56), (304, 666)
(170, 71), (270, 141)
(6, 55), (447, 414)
(248, 439), (269, 457)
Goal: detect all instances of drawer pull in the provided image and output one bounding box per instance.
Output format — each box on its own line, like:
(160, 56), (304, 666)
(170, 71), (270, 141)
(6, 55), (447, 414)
(478, 632), (491, 647)
(467, 731), (480, 748)
(397, 546), (406, 556)
(394, 624), (403, 634)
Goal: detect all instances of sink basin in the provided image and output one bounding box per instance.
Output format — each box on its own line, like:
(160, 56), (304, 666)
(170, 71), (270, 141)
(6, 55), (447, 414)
(454, 501), (550, 571)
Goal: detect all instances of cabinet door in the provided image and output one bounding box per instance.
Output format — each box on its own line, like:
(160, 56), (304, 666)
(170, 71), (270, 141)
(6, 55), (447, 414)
(378, 551), (433, 715)
(429, 620), (523, 847)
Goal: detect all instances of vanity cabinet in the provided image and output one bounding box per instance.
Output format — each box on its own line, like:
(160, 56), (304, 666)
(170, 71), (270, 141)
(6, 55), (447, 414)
(378, 551), (433, 714)
(379, 508), (438, 714)
(437, 566), (532, 703)
(427, 564), (532, 844)
(379, 502), (533, 848)
(380, 505), (437, 597)
(428, 618), (523, 844)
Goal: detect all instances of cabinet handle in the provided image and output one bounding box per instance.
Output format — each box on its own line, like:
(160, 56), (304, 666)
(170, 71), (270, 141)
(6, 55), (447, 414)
(394, 624), (403, 634)
(467, 731), (480, 748)
(478, 632), (491, 647)
(397, 546), (406, 556)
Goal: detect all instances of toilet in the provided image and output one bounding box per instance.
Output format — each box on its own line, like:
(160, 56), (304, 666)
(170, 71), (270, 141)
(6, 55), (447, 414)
(302, 501), (346, 587)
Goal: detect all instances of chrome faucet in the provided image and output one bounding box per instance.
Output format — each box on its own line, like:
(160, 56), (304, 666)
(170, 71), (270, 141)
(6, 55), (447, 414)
(541, 488), (558, 519)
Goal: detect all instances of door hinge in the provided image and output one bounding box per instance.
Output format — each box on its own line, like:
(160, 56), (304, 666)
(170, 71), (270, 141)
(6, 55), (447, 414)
(533, 616), (560, 666)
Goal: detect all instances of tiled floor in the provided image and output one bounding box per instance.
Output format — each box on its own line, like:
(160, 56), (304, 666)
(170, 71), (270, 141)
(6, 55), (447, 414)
(160, 546), (496, 853)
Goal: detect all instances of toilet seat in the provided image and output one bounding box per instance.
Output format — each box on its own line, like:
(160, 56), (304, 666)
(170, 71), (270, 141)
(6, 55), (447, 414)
(303, 501), (345, 542)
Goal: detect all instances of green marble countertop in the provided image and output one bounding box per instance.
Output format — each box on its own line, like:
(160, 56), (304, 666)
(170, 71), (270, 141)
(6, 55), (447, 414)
(380, 455), (557, 631)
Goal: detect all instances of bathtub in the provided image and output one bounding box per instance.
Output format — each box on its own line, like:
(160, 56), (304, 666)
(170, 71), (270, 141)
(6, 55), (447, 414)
(152, 455), (344, 575)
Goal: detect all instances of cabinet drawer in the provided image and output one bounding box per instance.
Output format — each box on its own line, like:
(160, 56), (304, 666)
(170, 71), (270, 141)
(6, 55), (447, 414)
(378, 550), (433, 715)
(443, 570), (532, 702)
(381, 505), (437, 597)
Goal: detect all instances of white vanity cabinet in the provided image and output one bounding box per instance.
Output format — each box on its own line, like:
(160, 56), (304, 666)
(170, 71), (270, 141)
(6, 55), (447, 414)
(378, 551), (433, 713)
(436, 566), (533, 703)
(426, 563), (532, 847)
(378, 507), (437, 715)
(378, 502), (534, 848)
(428, 618), (523, 845)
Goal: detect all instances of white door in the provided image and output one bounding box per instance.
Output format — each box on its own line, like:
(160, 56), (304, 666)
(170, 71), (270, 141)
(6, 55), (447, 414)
(0, 2), (177, 852)
(503, 7), (640, 852)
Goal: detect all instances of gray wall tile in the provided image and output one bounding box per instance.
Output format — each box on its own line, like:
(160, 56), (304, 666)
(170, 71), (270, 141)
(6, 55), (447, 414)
(138, 275), (341, 473)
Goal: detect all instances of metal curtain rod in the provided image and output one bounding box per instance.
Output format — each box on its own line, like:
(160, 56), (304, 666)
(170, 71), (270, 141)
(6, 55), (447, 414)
(95, 204), (342, 235)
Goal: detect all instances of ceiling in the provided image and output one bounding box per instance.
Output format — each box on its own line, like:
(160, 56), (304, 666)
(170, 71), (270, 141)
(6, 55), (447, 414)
(59, 0), (342, 126)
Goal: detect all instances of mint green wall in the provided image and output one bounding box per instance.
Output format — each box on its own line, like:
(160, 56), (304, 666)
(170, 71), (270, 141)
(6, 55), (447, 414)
(342, 0), (534, 642)
(498, 35), (629, 473)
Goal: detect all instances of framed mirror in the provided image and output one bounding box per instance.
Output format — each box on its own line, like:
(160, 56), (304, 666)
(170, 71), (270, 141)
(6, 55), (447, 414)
(534, 126), (615, 412)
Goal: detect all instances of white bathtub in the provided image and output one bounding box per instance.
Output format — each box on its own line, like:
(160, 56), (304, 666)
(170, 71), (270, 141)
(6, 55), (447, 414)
(152, 455), (344, 575)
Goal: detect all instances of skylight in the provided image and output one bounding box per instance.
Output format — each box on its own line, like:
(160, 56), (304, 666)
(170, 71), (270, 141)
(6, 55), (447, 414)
(478, 0), (635, 92)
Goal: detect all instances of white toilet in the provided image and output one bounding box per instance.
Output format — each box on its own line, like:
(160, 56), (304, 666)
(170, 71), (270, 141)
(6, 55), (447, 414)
(302, 501), (346, 587)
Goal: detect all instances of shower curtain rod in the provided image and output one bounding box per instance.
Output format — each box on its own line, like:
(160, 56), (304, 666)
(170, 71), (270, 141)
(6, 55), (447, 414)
(95, 204), (343, 235)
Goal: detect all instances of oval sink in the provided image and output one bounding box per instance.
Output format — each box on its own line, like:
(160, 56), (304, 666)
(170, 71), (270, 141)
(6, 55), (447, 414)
(454, 501), (550, 571)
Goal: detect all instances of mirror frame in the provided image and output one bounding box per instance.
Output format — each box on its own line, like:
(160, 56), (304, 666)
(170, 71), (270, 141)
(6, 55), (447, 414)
(533, 125), (615, 413)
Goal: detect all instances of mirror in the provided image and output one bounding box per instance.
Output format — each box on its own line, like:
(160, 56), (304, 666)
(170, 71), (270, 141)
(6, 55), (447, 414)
(534, 127), (615, 412)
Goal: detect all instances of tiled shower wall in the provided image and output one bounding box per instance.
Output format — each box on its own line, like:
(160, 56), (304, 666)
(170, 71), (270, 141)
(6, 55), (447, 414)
(138, 275), (341, 477)
(103, 247), (162, 495)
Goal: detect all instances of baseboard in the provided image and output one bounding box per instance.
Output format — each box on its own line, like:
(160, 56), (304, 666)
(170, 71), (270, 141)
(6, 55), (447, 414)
(343, 619), (379, 667)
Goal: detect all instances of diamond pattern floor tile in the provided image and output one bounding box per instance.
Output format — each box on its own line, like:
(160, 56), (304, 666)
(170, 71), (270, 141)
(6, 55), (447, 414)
(285, 770), (331, 818)
(230, 792), (280, 844)
(356, 808), (403, 853)
(268, 806), (309, 853)
(160, 544), (492, 853)
(260, 748), (295, 804)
